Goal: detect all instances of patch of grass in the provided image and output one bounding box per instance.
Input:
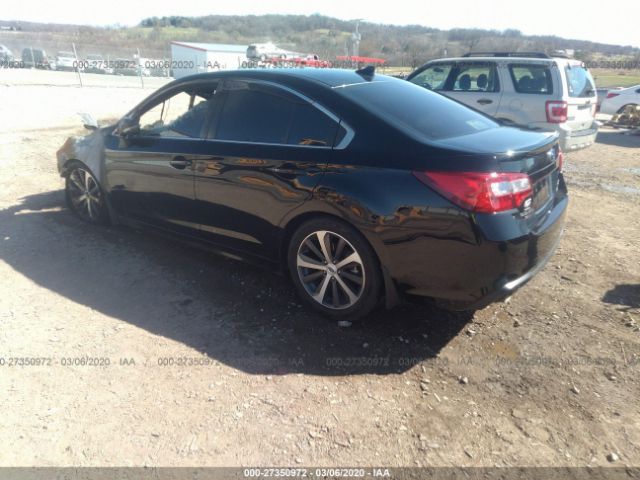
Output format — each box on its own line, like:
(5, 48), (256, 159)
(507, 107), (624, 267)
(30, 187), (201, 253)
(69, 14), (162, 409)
(591, 69), (640, 88)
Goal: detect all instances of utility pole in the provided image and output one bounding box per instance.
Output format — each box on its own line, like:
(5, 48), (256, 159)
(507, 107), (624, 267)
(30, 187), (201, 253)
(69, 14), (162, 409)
(352, 20), (362, 58)
(72, 42), (83, 87)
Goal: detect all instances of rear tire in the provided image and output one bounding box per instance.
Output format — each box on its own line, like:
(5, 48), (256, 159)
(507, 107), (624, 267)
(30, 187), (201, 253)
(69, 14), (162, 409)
(617, 104), (638, 114)
(64, 161), (109, 225)
(287, 217), (382, 321)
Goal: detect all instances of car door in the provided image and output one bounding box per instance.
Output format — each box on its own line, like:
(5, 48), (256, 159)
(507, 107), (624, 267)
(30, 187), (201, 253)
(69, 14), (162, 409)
(441, 61), (503, 115)
(497, 62), (555, 126)
(104, 82), (220, 237)
(193, 79), (340, 258)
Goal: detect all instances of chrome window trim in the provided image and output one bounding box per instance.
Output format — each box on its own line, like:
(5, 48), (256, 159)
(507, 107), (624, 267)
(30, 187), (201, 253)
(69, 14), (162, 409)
(117, 77), (356, 150)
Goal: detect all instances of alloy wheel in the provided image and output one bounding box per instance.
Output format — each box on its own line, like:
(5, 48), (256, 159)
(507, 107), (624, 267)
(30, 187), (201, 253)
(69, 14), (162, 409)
(296, 230), (365, 310)
(67, 167), (103, 222)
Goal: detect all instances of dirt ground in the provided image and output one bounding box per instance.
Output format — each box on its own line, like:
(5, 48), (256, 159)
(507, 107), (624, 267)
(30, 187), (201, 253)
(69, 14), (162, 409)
(0, 73), (639, 468)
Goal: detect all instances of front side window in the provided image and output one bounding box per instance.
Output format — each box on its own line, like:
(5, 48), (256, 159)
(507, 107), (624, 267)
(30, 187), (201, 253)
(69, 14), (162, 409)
(509, 64), (553, 94)
(564, 65), (596, 98)
(138, 88), (216, 139)
(409, 63), (453, 91)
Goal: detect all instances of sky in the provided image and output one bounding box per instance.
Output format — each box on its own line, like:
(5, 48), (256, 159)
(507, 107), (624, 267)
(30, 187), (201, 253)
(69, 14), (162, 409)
(2, 0), (639, 48)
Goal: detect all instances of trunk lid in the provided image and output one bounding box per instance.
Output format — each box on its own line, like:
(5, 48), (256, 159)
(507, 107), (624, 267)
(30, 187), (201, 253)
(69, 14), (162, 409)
(498, 139), (561, 219)
(433, 126), (561, 220)
(434, 126), (557, 155)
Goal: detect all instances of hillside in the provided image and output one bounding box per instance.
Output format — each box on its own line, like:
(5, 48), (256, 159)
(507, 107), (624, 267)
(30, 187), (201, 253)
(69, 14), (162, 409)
(1, 14), (639, 68)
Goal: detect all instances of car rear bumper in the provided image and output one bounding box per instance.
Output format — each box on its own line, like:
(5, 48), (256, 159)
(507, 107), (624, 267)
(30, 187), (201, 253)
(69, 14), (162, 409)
(444, 223), (564, 311)
(381, 180), (568, 311)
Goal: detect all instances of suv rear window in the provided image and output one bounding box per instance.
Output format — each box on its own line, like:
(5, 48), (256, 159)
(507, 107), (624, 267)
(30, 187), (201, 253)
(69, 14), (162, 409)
(564, 65), (596, 98)
(341, 80), (498, 141)
(508, 64), (553, 94)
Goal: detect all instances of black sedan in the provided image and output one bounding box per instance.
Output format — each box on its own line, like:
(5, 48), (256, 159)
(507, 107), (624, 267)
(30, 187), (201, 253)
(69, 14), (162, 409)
(57, 68), (567, 319)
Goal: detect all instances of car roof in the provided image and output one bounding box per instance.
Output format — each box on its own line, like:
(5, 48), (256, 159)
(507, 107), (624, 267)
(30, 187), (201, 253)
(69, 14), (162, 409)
(426, 56), (580, 64)
(173, 68), (389, 88)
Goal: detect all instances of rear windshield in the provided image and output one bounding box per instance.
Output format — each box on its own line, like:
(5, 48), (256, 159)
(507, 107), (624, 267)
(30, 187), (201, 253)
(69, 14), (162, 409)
(564, 65), (596, 98)
(340, 80), (499, 141)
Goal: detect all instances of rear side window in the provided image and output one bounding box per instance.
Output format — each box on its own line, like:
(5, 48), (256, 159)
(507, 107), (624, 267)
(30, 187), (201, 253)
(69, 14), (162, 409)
(215, 86), (338, 146)
(509, 64), (553, 94)
(449, 62), (500, 92)
(217, 89), (294, 144)
(288, 104), (338, 146)
(564, 65), (596, 98)
(342, 80), (499, 141)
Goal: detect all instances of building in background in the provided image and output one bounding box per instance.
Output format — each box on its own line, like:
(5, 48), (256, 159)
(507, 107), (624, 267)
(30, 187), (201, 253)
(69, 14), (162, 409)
(170, 42), (247, 78)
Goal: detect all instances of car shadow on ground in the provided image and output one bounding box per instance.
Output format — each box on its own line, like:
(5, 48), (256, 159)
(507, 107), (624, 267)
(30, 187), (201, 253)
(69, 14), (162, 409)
(0, 190), (473, 376)
(595, 129), (640, 148)
(603, 284), (640, 311)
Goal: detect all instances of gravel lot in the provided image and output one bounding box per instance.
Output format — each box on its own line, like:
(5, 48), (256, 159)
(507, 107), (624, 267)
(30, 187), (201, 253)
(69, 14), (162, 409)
(0, 70), (639, 467)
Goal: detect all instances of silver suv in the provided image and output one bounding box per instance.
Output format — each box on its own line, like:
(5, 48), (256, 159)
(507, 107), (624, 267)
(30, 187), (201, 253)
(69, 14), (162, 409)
(407, 52), (598, 151)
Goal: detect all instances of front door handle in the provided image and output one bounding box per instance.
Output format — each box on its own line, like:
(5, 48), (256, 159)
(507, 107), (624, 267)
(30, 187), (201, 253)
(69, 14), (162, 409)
(170, 156), (192, 170)
(268, 163), (322, 176)
(477, 98), (493, 105)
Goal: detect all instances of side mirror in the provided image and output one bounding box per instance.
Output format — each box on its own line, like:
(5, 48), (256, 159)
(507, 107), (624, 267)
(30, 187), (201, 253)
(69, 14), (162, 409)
(116, 116), (140, 137)
(78, 112), (98, 131)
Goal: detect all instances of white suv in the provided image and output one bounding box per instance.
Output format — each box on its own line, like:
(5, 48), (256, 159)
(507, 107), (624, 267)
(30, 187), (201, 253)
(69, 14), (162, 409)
(407, 53), (598, 151)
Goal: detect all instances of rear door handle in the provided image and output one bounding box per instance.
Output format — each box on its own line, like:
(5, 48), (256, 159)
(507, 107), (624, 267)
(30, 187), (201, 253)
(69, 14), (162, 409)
(477, 98), (493, 105)
(170, 156), (192, 170)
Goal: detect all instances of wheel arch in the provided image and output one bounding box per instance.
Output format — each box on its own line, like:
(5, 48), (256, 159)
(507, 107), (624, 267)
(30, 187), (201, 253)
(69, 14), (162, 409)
(60, 158), (85, 177)
(63, 159), (117, 225)
(279, 208), (399, 308)
(618, 103), (639, 114)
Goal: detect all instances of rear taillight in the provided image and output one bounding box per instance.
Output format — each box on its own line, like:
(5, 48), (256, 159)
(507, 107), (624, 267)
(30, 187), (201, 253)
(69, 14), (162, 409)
(556, 148), (564, 172)
(546, 100), (568, 123)
(606, 92), (620, 99)
(413, 171), (532, 214)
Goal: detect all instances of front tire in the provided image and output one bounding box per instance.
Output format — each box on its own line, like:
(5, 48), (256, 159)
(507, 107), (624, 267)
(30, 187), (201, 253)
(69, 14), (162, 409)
(65, 161), (109, 225)
(287, 218), (382, 320)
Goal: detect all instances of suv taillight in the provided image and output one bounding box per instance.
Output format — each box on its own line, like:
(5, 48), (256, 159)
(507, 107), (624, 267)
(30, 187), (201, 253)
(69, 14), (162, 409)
(546, 101), (568, 123)
(413, 171), (532, 214)
(606, 92), (620, 99)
